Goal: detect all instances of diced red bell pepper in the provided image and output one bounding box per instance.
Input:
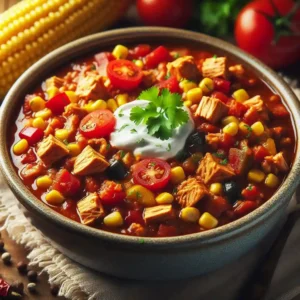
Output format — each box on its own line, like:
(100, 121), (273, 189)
(129, 44), (151, 59)
(52, 169), (81, 197)
(253, 145), (270, 162)
(19, 126), (44, 145)
(125, 210), (145, 226)
(46, 92), (70, 115)
(241, 185), (261, 200)
(21, 148), (37, 164)
(213, 77), (231, 94)
(205, 196), (231, 218)
(269, 103), (289, 118)
(0, 278), (10, 297)
(157, 224), (177, 237)
(99, 180), (126, 205)
(219, 133), (235, 151)
(243, 108), (259, 125)
(228, 99), (247, 117)
(211, 91), (229, 104)
(156, 76), (180, 93)
(144, 46), (171, 69)
(234, 200), (257, 218)
(94, 52), (115, 76)
(229, 147), (253, 175)
(197, 122), (220, 133)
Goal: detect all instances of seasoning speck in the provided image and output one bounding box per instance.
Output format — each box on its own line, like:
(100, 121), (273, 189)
(17, 261), (28, 274)
(27, 282), (37, 293)
(27, 270), (38, 282)
(1, 252), (11, 264)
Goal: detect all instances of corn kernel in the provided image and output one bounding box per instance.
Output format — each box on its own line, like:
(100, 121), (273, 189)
(251, 121), (264, 136)
(210, 183), (223, 195)
(263, 138), (277, 155)
(156, 192), (174, 204)
(32, 117), (46, 130)
(248, 169), (265, 183)
(103, 211), (123, 227)
(55, 129), (69, 141)
(183, 100), (192, 107)
(35, 108), (52, 120)
(186, 87), (203, 104)
(13, 139), (29, 155)
(29, 96), (45, 112)
(239, 121), (250, 135)
(126, 185), (156, 207)
(265, 173), (280, 188)
(134, 60), (144, 68)
(199, 212), (218, 229)
(180, 207), (200, 223)
(179, 79), (197, 93)
(112, 44), (128, 59)
(107, 98), (118, 112)
(222, 116), (239, 126)
(67, 143), (81, 157)
(65, 91), (78, 103)
(116, 94), (128, 107)
(199, 78), (214, 94)
(223, 122), (239, 136)
(45, 190), (65, 205)
(232, 89), (249, 102)
(36, 175), (53, 189)
(170, 166), (186, 184)
(46, 87), (59, 99)
(90, 99), (107, 111)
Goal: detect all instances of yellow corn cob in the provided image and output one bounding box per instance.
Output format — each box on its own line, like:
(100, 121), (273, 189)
(0, 0), (130, 100)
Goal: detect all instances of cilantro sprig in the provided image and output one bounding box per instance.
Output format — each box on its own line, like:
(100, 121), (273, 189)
(130, 87), (189, 140)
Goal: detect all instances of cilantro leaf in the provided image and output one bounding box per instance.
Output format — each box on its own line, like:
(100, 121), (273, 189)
(130, 87), (188, 140)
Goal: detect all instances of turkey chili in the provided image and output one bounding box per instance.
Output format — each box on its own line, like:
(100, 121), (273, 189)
(10, 44), (295, 237)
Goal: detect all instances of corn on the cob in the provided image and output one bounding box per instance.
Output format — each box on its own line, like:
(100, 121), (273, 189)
(0, 0), (130, 100)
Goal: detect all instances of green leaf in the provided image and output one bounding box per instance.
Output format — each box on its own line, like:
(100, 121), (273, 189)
(138, 86), (161, 106)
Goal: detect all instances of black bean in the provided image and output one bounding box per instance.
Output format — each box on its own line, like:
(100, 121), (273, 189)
(17, 261), (28, 274)
(27, 270), (38, 282)
(106, 160), (127, 180)
(186, 131), (206, 152)
(50, 284), (59, 296)
(223, 181), (240, 203)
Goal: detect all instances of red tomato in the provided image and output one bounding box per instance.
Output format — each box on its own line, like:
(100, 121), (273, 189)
(99, 180), (126, 205)
(213, 78), (231, 94)
(228, 100), (247, 118)
(94, 52), (115, 76)
(125, 210), (145, 226)
(219, 133), (235, 152)
(21, 148), (37, 164)
(157, 76), (180, 93)
(243, 108), (259, 125)
(253, 145), (270, 162)
(197, 122), (220, 134)
(269, 103), (290, 118)
(211, 91), (229, 104)
(157, 224), (177, 237)
(132, 158), (171, 191)
(205, 196), (231, 218)
(107, 59), (142, 91)
(53, 169), (81, 196)
(129, 44), (151, 59)
(235, 0), (300, 69)
(241, 185), (261, 200)
(137, 0), (193, 28)
(19, 127), (44, 145)
(46, 92), (70, 115)
(144, 46), (172, 69)
(80, 110), (116, 139)
(234, 200), (257, 218)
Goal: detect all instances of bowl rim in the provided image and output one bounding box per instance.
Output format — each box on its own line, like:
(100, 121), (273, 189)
(1, 26), (300, 248)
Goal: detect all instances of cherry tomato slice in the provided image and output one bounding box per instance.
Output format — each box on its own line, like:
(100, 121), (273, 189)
(132, 158), (171, 191)
(99, 180), (126, 205)
(80, 109), (116, 139)
(107, 59), (142, 91)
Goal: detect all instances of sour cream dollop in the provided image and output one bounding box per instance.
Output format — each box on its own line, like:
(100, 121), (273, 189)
(110, 100), (194, 160)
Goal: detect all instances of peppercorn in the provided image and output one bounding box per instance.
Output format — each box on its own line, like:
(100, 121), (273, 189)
(50, 284), (59, 296)
(17, 261), (28, 274)
(0, 240), (5, 252)
(27, 282), (37, 293)
(27, 270), (38, 282)
(1, 252), (11, 265)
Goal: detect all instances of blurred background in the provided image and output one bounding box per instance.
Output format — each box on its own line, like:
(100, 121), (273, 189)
(0, 0), (299, 100)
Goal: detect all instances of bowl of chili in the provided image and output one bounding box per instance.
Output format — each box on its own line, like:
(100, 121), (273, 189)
(0, 27), (300, 280)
